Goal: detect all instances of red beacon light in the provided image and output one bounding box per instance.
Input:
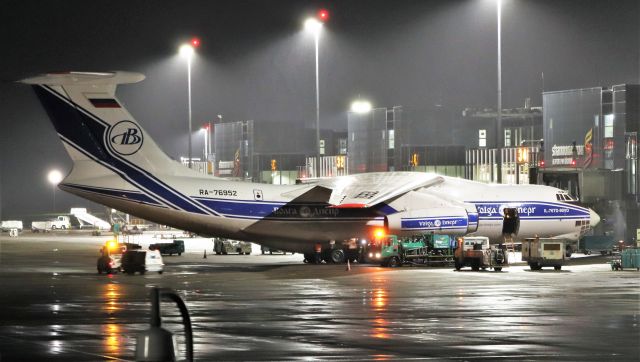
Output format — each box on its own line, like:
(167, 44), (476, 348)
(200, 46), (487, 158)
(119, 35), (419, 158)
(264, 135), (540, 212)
(191, 37), (201, 48)
(318, 9), (329, 22)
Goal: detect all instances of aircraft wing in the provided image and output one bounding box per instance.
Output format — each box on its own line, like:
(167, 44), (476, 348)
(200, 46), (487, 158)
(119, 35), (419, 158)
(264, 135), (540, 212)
(314, 172), (444, 208)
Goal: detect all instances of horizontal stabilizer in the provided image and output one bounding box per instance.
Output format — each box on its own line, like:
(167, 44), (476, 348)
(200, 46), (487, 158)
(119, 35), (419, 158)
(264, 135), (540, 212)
(20, 71), (144, 85)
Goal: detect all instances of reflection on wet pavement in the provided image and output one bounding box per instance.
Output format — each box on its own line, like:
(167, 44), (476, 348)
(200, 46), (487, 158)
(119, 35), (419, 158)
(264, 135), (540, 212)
(0, 238), (638, 361)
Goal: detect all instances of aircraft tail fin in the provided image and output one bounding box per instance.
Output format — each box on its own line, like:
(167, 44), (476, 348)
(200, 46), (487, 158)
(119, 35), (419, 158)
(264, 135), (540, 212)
(21, 71), (197, 177)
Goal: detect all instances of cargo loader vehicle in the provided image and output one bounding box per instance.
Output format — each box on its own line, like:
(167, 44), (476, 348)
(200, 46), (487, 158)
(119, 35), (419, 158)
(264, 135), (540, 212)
(453, 236), (508, 272)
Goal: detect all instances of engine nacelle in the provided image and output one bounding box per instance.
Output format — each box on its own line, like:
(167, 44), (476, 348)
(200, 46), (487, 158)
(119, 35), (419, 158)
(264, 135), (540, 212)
(386, 206), (477, 236)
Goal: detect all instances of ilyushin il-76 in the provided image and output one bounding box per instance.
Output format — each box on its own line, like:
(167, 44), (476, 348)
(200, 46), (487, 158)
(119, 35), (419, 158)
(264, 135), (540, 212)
(22, 72), (600, 262)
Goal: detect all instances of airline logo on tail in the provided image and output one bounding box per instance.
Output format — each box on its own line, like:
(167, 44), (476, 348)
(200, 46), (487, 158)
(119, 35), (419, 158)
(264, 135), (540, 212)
(108, 121), (144, 155)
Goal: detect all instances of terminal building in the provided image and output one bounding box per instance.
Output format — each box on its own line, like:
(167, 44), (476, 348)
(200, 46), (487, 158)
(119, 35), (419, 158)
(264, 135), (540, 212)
(347, 105), (468, 176)
(213, 120), (347, 183)
(539, 84), (639, 243)
(199, 86), (638, 243)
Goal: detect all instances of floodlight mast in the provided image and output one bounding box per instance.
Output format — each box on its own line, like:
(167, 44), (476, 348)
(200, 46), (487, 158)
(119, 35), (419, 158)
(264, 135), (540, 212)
(179, 38), (200, 169)
(304, 17), (323, 178)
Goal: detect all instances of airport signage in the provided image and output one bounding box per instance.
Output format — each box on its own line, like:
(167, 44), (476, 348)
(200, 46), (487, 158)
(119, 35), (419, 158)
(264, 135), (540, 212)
(551, 144), (584, 166)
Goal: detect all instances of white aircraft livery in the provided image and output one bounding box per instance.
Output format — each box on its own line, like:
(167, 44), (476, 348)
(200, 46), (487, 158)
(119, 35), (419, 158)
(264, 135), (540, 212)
(23, 72), (600, 257)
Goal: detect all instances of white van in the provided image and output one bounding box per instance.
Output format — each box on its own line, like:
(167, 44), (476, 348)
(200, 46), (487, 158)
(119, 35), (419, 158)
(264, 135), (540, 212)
(121, 250), (164, 275)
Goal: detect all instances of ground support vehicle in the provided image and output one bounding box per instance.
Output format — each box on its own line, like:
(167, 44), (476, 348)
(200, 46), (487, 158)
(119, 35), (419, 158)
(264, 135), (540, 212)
(379, 235), (428, 267)
(97, 240), (123, 274)
(522, 237), (567, 271)
(50, 216), (71, 230)
(375, 235), (456, 268)
(611, 248), (640, 271)
(31, 221), (52, 232)
(453, 237), (508, 272)
(149, 239), (184, 256)
(121, 250), (164, 275)
(214, 238), (252, 255)
(1, 220), (23, 232)
(579, 235), (615, 255)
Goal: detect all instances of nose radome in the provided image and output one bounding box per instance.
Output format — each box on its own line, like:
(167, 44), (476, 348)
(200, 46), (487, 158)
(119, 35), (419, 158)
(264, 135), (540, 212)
(589, 209), (601, 227)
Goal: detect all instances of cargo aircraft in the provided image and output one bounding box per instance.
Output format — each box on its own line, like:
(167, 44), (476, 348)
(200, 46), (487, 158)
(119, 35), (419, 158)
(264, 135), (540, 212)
(22, 72), (600, 262)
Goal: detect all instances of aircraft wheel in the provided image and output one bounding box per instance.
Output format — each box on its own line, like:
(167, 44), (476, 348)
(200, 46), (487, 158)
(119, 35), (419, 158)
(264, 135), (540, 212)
(494, 267), (502, 272)
(554, 266), (562, 271)
(330, 249), (346, 264)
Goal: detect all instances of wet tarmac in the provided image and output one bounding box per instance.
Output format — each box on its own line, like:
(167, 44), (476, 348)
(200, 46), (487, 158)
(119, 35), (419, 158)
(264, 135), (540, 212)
(0, 232), (638, 361)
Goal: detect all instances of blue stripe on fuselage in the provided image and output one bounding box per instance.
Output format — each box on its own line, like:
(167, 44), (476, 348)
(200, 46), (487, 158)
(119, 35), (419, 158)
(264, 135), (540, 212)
(470, 201), (589, 220)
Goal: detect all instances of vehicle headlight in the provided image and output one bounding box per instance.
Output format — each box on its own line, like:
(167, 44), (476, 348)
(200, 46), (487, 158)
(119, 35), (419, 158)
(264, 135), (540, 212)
(368, 252), (373, 258)
(375, 252), (381, 258)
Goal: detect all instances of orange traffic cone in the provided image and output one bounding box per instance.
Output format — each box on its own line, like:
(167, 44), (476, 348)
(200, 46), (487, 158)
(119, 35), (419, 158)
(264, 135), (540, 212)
(203, 249), (207, 259)
(346, 259), (351, 271)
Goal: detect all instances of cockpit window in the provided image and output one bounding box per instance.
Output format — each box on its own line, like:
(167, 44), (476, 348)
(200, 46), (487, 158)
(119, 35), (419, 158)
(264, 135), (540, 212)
(556, 193), (575, 201)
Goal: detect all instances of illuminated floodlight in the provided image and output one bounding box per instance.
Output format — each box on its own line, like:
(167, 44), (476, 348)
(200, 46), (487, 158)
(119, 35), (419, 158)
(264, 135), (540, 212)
(304, 18), (322, 33)
(47, 169), (63, 185)
(179, 44), (194, 59)
(350, 100), (372, 114)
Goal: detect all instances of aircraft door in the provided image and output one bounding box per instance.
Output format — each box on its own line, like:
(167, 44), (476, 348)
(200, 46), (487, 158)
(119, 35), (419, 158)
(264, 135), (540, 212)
(501, 208), (520, 236)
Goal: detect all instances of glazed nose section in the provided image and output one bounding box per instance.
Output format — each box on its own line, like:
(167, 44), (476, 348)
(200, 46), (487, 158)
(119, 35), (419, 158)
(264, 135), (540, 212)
(589, 209), (601, 227)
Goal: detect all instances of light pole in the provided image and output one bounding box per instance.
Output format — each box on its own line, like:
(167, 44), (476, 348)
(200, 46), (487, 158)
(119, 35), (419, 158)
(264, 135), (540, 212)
(201, 126), (209, 160)
(304, 17), (323, 178)
(47, 169), (63, 212)
(496, 0), (503, 183)
(179, 38), (200, 169)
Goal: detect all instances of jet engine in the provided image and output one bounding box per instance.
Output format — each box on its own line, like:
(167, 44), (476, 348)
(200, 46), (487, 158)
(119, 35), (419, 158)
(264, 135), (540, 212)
(386, 206), (477, 236)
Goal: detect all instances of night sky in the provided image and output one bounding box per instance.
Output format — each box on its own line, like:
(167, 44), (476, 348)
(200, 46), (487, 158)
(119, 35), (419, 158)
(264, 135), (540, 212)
(1, 0), (638, 218)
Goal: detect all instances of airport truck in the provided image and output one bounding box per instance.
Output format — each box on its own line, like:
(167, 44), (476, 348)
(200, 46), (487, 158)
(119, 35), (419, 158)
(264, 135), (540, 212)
(149, 239), (185, 256)
(31, 216), (71, 231)
(214, 238), (252, 255)
(522, 237), (567, 270)
(376, 235), (455, 268)
(453, 236), (508, 272)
